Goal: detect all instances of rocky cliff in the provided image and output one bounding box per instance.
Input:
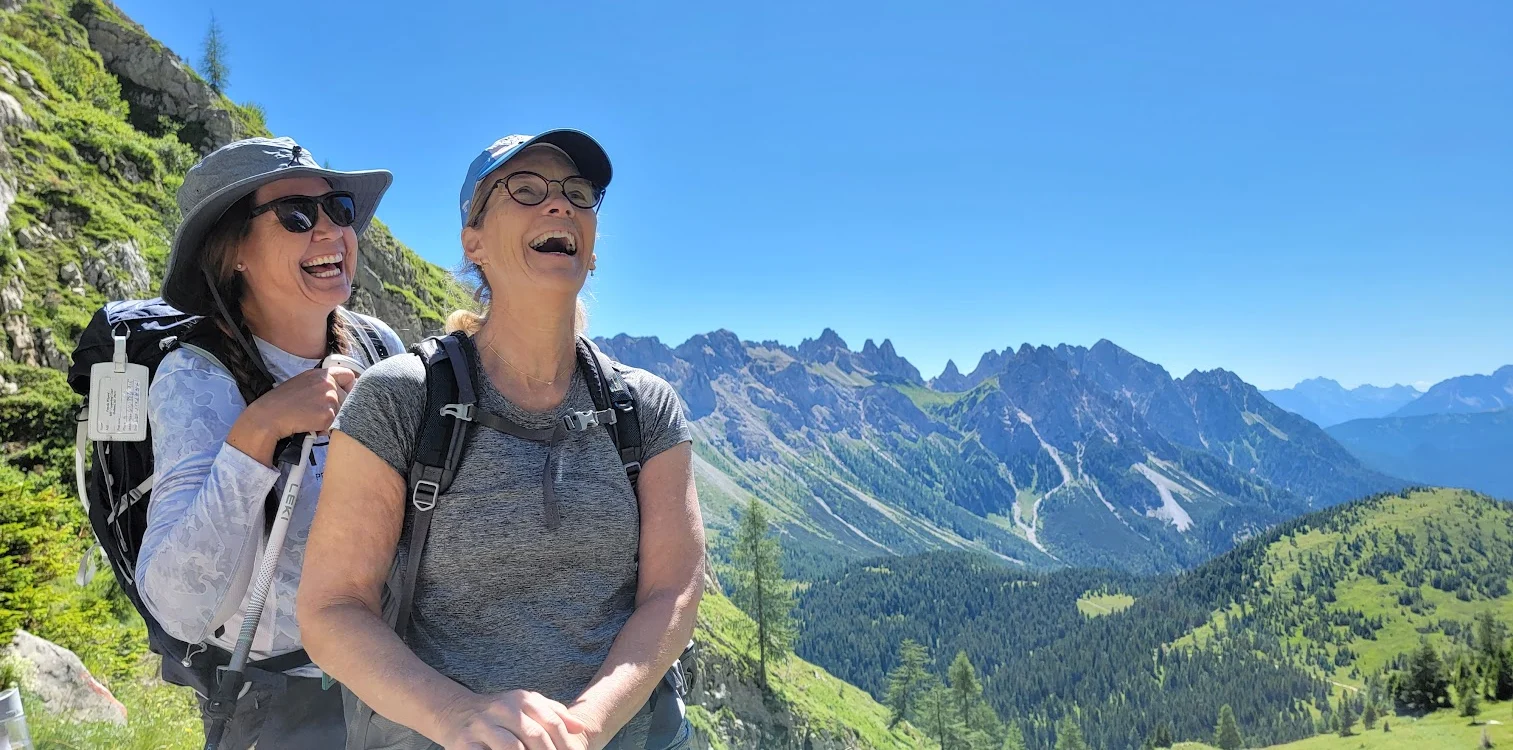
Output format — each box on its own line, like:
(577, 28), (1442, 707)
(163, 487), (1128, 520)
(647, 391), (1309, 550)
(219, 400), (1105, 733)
(0, 0), (468, 371)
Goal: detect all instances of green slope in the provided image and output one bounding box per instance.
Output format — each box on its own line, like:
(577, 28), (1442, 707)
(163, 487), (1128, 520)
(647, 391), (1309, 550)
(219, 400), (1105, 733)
(1261, 703), (1510, 749)
(796, 488), (1513, 749)
(691, 591), (928, 749)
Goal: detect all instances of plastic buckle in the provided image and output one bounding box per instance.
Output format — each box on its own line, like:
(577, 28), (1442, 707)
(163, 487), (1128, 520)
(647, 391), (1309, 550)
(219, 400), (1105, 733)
(440, 403), (475, 421)
(411, 480), (439, 512)
(563, 410), (601, 432)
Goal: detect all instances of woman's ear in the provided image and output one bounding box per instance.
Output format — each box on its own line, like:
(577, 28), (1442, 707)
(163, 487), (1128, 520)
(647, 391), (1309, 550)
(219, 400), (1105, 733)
(460, 225), (487, 266)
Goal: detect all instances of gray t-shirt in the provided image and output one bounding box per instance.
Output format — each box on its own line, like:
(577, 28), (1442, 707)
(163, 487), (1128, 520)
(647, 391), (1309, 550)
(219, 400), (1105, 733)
(332, 335), (690, 749)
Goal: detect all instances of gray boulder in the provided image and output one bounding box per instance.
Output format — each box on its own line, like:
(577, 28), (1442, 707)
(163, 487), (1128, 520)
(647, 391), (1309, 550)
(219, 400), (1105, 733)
(3, 629), (126, 725)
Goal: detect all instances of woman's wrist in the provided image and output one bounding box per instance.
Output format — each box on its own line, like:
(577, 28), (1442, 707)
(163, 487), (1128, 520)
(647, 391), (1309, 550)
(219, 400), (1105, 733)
(227, 402), (282, 467)
(425, 684), (485, 744)
(567, 699), (609, 743)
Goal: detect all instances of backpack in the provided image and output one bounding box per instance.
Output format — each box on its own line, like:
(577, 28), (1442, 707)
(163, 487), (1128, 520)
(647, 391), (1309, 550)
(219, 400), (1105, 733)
(347, 331), (692, 750)
(67, 298), (391, 697)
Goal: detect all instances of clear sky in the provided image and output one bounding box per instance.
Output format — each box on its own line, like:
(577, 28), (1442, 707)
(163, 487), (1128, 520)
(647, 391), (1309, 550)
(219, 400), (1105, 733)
(118, 0), (1511, 391)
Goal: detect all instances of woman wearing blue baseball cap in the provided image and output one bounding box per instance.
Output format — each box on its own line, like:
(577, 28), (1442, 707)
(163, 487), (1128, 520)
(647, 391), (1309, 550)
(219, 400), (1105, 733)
(139, 136), (405, 749)
(301, 130), (705, 750)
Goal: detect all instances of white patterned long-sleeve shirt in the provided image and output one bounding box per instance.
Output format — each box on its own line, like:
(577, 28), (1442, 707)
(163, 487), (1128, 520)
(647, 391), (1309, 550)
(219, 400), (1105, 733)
(136, 312), (403, 674)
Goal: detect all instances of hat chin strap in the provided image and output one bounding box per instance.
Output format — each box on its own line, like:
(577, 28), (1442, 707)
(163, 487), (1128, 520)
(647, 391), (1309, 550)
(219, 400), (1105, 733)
(203, 266), (277, 388)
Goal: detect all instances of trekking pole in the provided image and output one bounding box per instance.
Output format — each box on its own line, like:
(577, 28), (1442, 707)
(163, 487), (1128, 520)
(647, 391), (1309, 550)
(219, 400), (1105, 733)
(204, 354), (366, 750)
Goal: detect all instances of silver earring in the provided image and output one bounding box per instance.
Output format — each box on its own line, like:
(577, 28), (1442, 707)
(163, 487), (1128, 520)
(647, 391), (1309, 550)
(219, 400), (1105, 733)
(235, 263), (245, 271)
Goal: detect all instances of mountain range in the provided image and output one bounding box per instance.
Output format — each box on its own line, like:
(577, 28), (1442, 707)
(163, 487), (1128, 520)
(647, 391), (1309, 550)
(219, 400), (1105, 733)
(599, 331), (1400, 574)
(1260, 378), (1421, 428)
(1389, 364), (1513, 418)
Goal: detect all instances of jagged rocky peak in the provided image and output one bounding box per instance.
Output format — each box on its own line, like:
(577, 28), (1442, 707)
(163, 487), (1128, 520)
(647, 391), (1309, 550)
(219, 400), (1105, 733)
(673, 329), (748, 373)
(856, 337), (922, 385)
(932, 359), (971, 391)
(797, 327), (849, 361)
(594, 333), (680, 371)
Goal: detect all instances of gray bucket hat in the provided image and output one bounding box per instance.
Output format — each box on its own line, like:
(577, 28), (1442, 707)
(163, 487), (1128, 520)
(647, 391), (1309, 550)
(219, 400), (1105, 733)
(161, 136), (392, 315)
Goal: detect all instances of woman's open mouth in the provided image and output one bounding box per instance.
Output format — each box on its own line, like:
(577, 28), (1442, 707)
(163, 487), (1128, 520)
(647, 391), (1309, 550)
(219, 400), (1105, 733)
(528, 230), (578, 257)
(300, 252), (345, 279)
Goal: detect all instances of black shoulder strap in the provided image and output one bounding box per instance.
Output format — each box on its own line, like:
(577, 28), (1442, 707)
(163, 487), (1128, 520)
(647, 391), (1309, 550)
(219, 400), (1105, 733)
(576, 336), (643, 493)
(394, 333), (474, 638)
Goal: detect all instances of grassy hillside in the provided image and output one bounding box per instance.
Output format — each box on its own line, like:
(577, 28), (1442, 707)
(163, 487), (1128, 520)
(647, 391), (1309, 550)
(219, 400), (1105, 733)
(1261, 703), (1509, 749)
(795, 488), (1513, 749)
(1179, 488), (1513, 689)
(694, 590), (927, 749)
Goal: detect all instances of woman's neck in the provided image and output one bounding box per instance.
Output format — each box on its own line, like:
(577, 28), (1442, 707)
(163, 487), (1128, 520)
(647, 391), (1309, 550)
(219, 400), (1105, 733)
(476, 296), (578, 388)
(241, 298), (333, 360)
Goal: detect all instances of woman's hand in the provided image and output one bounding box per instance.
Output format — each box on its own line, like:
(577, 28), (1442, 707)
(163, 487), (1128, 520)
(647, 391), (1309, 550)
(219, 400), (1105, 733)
(253, 365), (356, 435)
(437, 690), (590, 750)
(229, 366), (355, 466)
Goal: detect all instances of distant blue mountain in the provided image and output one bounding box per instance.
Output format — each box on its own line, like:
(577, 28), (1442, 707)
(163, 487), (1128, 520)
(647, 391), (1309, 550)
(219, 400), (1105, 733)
(1328, 409), (1513, 500)
(1391, 365), (1513, 418)
(1261, 377), (1421, 428)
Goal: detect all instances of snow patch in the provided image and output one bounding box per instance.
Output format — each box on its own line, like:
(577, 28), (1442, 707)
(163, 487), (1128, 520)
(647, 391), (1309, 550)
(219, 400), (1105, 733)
(1133, 463), (1194, 532)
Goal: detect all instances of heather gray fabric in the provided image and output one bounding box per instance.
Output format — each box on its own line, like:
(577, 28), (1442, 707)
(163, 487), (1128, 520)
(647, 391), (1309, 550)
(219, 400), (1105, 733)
(331, 335), (691, 750)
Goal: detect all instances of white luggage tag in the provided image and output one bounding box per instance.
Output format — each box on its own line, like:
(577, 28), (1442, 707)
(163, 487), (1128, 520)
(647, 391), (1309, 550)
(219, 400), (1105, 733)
(87, 330), (149, 442)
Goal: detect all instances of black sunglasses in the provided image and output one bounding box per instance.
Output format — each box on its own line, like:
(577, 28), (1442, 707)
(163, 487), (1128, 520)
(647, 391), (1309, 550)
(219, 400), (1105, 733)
(471, 172), (603, 226)
(249, 191), (357, 233)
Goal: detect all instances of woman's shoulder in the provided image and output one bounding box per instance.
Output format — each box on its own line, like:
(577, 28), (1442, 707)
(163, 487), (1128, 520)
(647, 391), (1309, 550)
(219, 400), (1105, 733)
(155, 343), (236, 384)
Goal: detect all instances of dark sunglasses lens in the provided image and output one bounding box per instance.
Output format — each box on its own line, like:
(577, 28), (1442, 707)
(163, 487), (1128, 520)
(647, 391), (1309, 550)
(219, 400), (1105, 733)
(563, 177), (602, 209)
(273, 199), (317, 232)
(505, 173), (549, 205)
(323, 194), (357, 226)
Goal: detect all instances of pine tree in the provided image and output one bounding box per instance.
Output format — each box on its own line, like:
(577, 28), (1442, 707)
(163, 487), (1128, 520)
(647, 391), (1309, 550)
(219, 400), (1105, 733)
(199, 14), (229, 93)
(1152, 722), (1174, 748)
(1489, 646), (1513, 701)
(885, 639), (931, 727)
(1001, 722), (1027, 750)
(1460, 669), (1483, 719)
(1363, 701), (1379, 729)
(1476, 612), (1504, 664)
(1214, 704), (1244, 749)
(918, 680), (965, 750)
(1338, 697), (1356, 737)
(948, 649), (998, 742)
(1395, 640), (1452, 715)
(731, 499), (796, 691)
(1054, 716), (1090, 750)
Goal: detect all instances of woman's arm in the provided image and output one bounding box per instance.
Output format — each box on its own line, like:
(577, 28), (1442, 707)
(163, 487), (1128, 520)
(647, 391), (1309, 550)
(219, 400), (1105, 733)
(568, 441), (706, 749)
(136, 355), (280, 643)
(298, 432), (587, 750)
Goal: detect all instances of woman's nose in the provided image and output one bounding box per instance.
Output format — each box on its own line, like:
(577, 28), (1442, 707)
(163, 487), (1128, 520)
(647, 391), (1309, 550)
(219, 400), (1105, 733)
(311, 205), (344, 239)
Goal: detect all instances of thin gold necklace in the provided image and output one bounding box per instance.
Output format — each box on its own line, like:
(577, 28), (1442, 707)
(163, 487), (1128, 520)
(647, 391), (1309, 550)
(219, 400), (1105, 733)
(481, 336), (572, 387)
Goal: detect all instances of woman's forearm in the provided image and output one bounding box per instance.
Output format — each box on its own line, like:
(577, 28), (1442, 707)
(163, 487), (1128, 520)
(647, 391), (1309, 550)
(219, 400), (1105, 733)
(301, 597), (474, 744)
(570, 582), (703, 749)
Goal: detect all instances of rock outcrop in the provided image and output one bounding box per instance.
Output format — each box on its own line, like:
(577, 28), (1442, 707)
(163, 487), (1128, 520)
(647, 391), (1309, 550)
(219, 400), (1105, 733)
(71, 1), (237, 153)
(3, 629), (126, 725)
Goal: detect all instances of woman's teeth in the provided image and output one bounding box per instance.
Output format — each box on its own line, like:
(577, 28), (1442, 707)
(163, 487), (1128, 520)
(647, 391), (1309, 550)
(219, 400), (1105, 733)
(528, 231), (578, 254)
(300, 252), (345, 278)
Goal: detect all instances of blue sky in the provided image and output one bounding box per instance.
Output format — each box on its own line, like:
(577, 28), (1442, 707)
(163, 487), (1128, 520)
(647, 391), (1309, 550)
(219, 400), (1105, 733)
(119, 1), (1511, 391)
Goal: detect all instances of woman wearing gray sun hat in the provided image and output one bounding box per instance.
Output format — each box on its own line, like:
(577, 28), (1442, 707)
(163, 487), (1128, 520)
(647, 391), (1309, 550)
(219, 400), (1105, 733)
(139, 136), (405, 749)
(299, 129), (705, 750)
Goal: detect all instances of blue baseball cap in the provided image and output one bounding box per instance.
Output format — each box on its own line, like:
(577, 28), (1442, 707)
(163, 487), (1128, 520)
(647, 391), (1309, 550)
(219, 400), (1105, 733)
(458, 129), (612, 227)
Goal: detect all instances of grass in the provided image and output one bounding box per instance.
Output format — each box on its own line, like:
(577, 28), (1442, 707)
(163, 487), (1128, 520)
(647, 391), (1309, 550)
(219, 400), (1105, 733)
(893, 384), (967, 414)
(22, 657), (201, 750)
(1076, 592), (1136, 617)
(695, 591), (927, 749)
(1169, 489), (1513, 695)
(1260, 703), (1510, 749)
